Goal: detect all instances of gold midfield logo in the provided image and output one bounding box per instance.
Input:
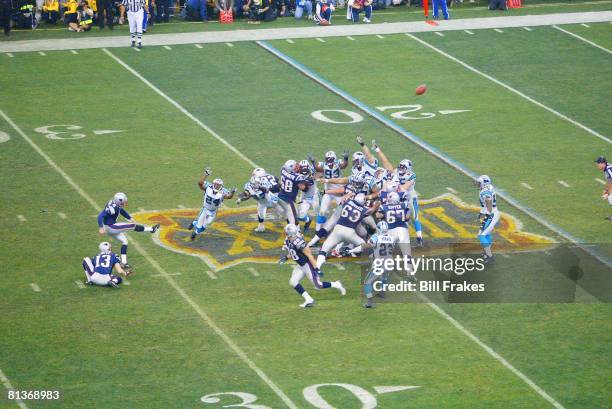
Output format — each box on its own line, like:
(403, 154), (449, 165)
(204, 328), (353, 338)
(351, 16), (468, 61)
(133, 194), (555, 271)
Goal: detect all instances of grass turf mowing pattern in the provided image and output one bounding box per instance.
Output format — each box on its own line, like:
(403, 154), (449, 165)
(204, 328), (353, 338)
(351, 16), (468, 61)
(268, 29), (612, 243)
(1, 1), (611, 42)
(0, 44), (610, 408)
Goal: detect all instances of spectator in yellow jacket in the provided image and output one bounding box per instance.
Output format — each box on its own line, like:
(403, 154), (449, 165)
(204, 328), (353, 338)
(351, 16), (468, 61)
(42, 0), (59, 23)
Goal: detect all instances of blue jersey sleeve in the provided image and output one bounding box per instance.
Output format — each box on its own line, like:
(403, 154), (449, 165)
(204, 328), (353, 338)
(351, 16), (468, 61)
(120, 208), (131, 219)
(111, 253), (121, 266)
(97, 210), (106, 227)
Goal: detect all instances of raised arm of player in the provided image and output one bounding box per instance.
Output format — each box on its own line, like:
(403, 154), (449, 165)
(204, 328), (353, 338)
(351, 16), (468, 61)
(340, 150), (350, 169)
(198, 167), (212, 191)
(324, 176), (349, 185)
(371, 140), (394, 171)
(224, 187), (237, 200)
(356, 136), (376, 165)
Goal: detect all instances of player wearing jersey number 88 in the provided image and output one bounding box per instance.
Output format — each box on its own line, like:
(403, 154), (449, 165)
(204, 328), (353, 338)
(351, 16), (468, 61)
(277, 160), (308, 226)
(189, 167), (236, 241)
(283, 224), (345, 308)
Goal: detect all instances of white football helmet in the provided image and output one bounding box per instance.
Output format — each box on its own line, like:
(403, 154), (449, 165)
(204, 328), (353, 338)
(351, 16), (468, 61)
(284, 223), (299, 238)
(352, 152), (365, 167)
(377, 220), (389, 234)
(250, 176), (261, 189)
(477, 175), (491, 189)
(298, 160), (311, 175)
(212, 178), (224, 191)
(375, 167), (388, 181)
(387, 191), (400, 204)
(252, 168), (266, 178)
(398, 159), (412, 175)
(325, 151), (337, 164)
(113, 192), (128, 207)
(353, 193), (366, 205)
(284, 160), (297, 172)
(351, 172), (366, 188)
(385, 180), (399, 192)
(99, 242), (111, 253)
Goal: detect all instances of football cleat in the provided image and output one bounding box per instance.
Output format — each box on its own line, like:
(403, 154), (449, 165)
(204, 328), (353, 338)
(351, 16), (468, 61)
(363, 299), (375, 308)
(131, 41), (135, 47)
(303, 218), (312, 233)
(336, 281), (346, 296)
(416, 237), (424, 247)
(108, 280), (119, 288)
(254, 225), (265, 233)
(278, 254), (288, 264)
(190, 231), (197, 241)
(300, 299), (315, 308)
(151, 224), (160, 233)
(482, 254), (495, 264)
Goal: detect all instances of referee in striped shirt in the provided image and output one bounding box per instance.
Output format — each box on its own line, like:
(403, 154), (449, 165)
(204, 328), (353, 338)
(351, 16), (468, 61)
(122, 0), (145, 48)
(596, 156), (612, 220)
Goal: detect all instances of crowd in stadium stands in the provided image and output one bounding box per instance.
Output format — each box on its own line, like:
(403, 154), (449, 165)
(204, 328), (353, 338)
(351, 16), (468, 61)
(1, 0), (482, 33)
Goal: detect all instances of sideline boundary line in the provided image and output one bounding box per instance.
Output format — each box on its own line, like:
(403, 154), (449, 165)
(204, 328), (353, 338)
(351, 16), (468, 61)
(0, 108), (298, 409)
(255, 41), (610, 265)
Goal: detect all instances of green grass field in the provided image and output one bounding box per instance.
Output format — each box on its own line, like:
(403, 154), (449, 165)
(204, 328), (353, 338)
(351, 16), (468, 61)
(1, 15), (611, 409)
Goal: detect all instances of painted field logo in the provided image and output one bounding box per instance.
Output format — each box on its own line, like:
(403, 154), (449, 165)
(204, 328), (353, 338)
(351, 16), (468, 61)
(134, 194), (555, 271)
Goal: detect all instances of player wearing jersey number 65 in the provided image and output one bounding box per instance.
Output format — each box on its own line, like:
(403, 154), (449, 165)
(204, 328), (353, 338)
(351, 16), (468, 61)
(122, 0), (145, 48)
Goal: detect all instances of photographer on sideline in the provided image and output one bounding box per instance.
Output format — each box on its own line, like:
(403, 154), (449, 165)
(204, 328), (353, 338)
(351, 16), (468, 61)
(243, 0), (274, 24)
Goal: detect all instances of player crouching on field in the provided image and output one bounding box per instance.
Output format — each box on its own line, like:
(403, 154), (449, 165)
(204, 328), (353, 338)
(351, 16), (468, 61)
(82, 242), (131, 288)
(595, 156), (612, 220)
(98, 192), (160, 270)
(314, 0), (333, 25)
(281, 224), (345, 308)
(348, 0), (372, 23)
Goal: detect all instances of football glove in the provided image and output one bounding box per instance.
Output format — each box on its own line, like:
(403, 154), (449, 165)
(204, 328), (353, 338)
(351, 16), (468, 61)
(356, 136), (364, 146)
(371, 139), (379, 152)
(343, 150), (349, 161)
(230, 187), (237, 193)
(307, 153), (316, 164)
(278, 254), (288, 264)
(236, 198), (242, 205)
(204, 167), (211, 176)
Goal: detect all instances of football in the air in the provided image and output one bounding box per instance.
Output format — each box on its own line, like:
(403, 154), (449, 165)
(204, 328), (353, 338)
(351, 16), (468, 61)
(416, 84), (427, 95)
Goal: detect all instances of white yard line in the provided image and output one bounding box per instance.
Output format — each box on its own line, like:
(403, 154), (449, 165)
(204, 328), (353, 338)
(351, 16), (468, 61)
(177, 204), (186, 208)
(558, 180), (571, 188)
(102, 48), (259, 168)
(464, 30), (474, 34)
(138, 207), (145, 212)
(57, 212), (67, 219)
(225, 42), (234, 47)
(0, 106), (297, 409)
(4, 11), (612, 52)
(151, 272), (182, 277)
(247, 267), (260, 277)
(595, 178), (606, 185)
(494, 28), (504, 33)
(552, 25), (612, 54)
(17, 215), (26, 222)
(435, 31), (444, 36)
(404, 33), (611, 145)
(0, 368), (28, 409)
(74, 280), (86, 289)
(6, 52), (14, 57)
(522, 26), (533, 31)
(286, 39), (294, 43)
(521, 182), (534, 190)
(71, 49), (78, 54)
(38, 51), (46, 56)
(206, 270), (218, 279)
(30, 283), (41, 292)
(316, 37), (325, 42)
(418, 293), (565, 409)
(376, 34), (384, 39)
(195, 44), (203, 48)
(163, 45), (172, 50)
(347, 36), (355, 40)
(446, 187), (458, 194)
(580, 23), (590, 27)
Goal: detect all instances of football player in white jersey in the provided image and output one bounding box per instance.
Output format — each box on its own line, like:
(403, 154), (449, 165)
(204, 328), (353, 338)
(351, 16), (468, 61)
(476, 175), (499, 263)
(344, 220), (396, 308)
(237, 168), (281, 232)
(353, 136), (379, 178)
(369, 139), (423, 246)
(309, 150), (349, 233)
(296, 160), (319, 232)
(189, 167), (236, 241)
